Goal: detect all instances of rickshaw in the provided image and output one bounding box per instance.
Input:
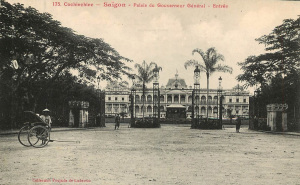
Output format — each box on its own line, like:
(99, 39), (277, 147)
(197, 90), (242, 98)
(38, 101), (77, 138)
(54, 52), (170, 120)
(18, 111), (51, 148)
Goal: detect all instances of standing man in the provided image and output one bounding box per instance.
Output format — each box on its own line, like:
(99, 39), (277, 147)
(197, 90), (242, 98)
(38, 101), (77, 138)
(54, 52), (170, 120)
(253, 116), (258, 130)
(236, 116), (241, 133)
(40, 109), (52, 129)
(96, 113), (101, 127)
(115, 114), (120, 130)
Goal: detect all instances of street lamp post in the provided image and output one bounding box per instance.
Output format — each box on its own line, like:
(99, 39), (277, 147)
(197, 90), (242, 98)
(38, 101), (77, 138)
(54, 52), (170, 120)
(97, 76), (100, 90)
(254, 87), (261, 118)
(96, 76), (106, 127)
(193, 66), (201, 127)
(130, 76), (136, 126)
(217, 76), (223, 128)
(96, 76), (101, 127)
(253, 87), (261, 130)
(153, 67), (160, 126)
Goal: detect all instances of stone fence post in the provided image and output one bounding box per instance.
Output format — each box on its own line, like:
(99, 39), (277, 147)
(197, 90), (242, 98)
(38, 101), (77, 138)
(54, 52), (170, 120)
(266, 104), (288, 131)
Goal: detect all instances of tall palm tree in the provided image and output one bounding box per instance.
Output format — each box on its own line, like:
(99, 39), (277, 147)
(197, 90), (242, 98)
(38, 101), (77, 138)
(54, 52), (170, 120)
(184, 47), (233, 120)
(134, 61), (162, 119)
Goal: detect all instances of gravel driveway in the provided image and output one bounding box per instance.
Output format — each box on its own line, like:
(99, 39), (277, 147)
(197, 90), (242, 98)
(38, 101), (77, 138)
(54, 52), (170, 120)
(0, 124), (299, 185)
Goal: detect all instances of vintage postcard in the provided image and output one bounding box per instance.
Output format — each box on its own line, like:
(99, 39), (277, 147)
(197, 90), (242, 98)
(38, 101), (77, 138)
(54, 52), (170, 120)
(1, 0), (299, 184)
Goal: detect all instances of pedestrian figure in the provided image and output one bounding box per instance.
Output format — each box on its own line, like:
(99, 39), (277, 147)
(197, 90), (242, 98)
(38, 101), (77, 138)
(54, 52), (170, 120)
(115, 114), (120, 130)
(96, 113), (101, 127)
(40, 109), (52, 144)
(40, 109), (52, 129)
(236, 116), (241, 133)
(253, 116), (258, 130)
(101, 113), (106, 127)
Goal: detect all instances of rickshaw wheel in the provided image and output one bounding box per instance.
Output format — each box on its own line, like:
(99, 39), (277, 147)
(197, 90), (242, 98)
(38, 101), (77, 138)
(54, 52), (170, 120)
(28, 125), (50, 148)
(18, 125), (32, 147)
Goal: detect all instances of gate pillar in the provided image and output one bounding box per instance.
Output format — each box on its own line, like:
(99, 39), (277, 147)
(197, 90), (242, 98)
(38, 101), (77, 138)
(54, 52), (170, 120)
(267, 104), (288, 131)
(68, 101), (89, 128)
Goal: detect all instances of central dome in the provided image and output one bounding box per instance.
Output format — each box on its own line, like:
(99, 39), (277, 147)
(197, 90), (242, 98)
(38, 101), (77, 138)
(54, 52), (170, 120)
(166, 72), (187, 89)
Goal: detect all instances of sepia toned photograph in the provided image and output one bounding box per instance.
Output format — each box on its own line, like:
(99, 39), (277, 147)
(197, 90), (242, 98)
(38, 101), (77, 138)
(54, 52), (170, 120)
(0, 0), (299, 184)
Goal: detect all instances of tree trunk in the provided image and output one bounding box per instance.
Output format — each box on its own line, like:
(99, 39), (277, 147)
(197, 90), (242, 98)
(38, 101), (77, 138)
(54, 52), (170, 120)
(206, 73), (209, 121)
(10, 92), (18, 129)
(142, 83), (145, 120)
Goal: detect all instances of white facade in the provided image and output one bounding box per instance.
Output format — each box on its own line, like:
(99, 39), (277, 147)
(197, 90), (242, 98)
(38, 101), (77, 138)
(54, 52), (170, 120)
(105, 90), (130, 116)
(105, 75), (250, 119)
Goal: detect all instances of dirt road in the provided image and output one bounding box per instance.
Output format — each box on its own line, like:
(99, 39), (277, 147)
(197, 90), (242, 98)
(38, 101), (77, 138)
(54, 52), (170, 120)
(0, 124), (299, 185)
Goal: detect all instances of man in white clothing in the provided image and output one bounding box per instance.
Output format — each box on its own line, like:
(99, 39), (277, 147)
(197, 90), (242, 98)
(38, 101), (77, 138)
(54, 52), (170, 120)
(40, 109), (52, 129)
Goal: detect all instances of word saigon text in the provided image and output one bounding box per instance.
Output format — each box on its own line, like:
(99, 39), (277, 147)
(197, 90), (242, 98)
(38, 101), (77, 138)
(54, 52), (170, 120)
(103, 2), (228, 8)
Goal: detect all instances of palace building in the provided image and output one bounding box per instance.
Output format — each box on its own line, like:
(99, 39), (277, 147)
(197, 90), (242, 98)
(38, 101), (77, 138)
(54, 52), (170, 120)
(105, 73), (250, 119)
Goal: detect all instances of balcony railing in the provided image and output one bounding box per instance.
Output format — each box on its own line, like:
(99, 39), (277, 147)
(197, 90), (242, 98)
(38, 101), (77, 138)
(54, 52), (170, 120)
(131, 100), (249, 105)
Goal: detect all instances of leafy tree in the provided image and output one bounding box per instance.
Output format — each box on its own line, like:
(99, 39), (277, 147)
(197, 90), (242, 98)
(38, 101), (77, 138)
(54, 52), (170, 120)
(0, 1), (132, 128)
(237, 17), (300, 87)
(185, 47), (233, 120)
(237, 17), (300, 130)
(134, 61), (162, 119)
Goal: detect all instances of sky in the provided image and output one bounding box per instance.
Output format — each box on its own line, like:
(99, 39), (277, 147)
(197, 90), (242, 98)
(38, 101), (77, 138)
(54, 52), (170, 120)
(6, 0), (300, 93)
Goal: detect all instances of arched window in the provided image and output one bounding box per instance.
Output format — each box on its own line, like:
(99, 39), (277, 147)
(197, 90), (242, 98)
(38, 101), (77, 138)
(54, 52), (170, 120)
(147, 105), (152, 113)
(160, 106), (164, 112)
(195, 106), (199, 113)
(208, 106), (212, 115)
(208, 96), (212, 104)
(167, 95), (172, 103)
(213, 107), (218, 114)
(160, 95), (164, 102)
(180, 95), (186, 103)
(141, 95), (145, 102)
(174, 95), (179, 103)
(188, 95), (192, 103)
(135, 105), (139, 113)
(201, 96), (206, 103)
(135, 95), (140, 103)
(147, 95), (152, 102)
(141, 106), (146, 113)
(107, 104), (112, 112)
(201, 107), (206, 114)
(153, 106), (158, 113)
